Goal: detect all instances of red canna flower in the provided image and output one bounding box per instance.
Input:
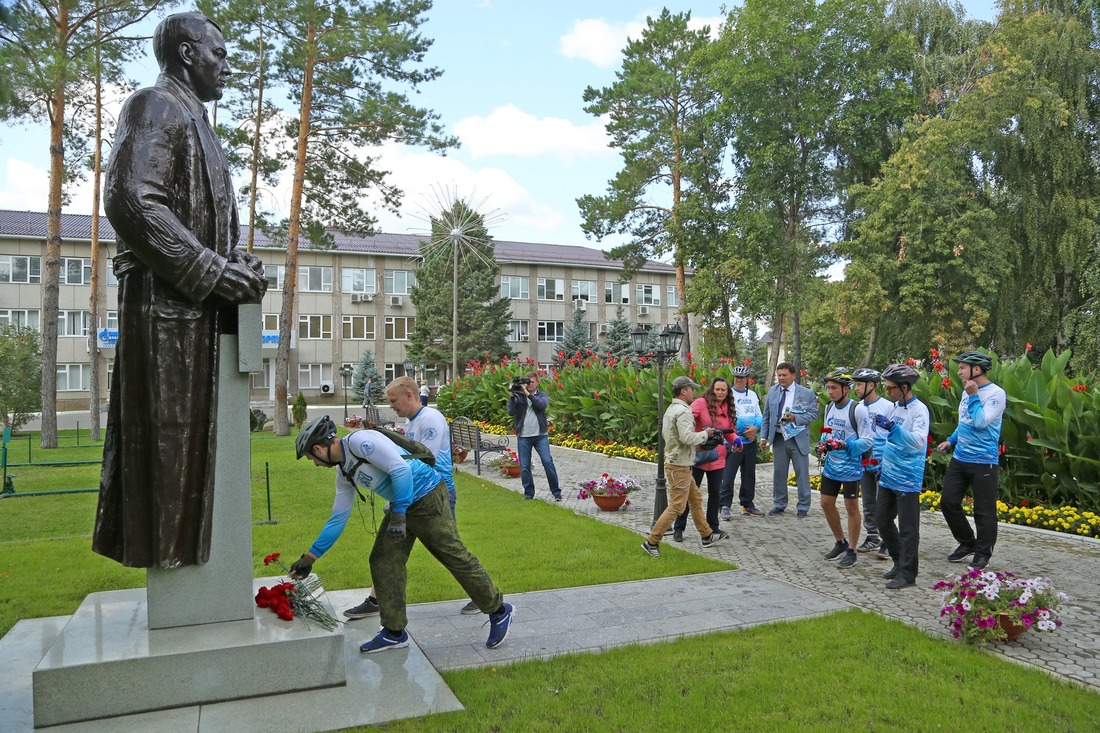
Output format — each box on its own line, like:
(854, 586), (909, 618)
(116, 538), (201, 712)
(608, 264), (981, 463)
(931, 348), (940, 359)
(1025, 342), (1033, 352)
(744, 357), (751, 366)
(998, 444), (1006, 456)
(941, 377), (952, 389)
(906, 357), (917, 366)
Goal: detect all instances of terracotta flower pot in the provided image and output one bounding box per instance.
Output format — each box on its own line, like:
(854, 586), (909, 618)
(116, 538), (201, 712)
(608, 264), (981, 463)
(592, 494), (626, 512)
(503, 465), (520, 477)
(997, 613), (1029, 641)
(453, 449), (469, 464)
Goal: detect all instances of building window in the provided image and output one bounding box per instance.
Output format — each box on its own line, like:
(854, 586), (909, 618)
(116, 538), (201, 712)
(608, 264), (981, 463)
(264, 265), (285, 291)
(537, 278), (565, 301)
(384, 316), (415, 340)
(605, 281), (629, 304)
(106, 360), (114, 390)
(263, 313), (280, 331)
(298, 363), (332, 389)
(298, 265), (333, 293)
(500, 275), (529, 300)
(537, 320), (565, 342)
(105, 310), (118, 330)
(571, 280), (597, 301)
(106, 259), (118, 286)
(342, 267), (376, 294)
(59, 258), (92, 285)
(0, 255), (42, 284)
(384, 270), (416, 294)
(341, 314), (376, 340)
(57, 310), (90, 337)
(507, 320), (529, 342)
(57, 363), (90, 391)
(252, 358), (270, 390)
(635, 284), (660, 305)
(667, 285), (679, 307)
(298, 314), (332, 340)
(0, 309), (40, 330)
(588, 322), (599, 341)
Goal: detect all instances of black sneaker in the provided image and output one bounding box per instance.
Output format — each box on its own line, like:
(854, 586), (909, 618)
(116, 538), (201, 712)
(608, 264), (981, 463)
(838, 549), (858, 569)
(796, 510), (809, 518)
(701, 529), (730, 548)
(641, 541), (660, 557)
(885, 577), (915, 590)
(553, 493), (563, 502)
(767, 507), (785, 516)
(344, 596), (380, 619)
(460, 600), (481, 615)
(824, 540), (849, 561)
(673, 529), (684, 543)
(883, 564), (899, 579)
(875, 544), (891, 561)
(856, 536), (880, 553)
(947, 543), (976, 563)
(968, 555), (990, 571)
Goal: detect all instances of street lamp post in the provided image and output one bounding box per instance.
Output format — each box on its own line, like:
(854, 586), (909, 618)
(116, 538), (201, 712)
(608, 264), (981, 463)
(631, 323), (686, 524)
(403, 358), (415, 382)
(337, 365), (354, 423)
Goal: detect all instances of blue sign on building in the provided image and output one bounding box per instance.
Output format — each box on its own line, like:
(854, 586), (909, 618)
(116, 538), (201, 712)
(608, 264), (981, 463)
(97, 328), (119, 348)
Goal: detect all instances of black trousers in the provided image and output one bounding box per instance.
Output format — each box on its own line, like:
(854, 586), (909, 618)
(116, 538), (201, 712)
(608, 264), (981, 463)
(877, 487), (920, 583)
(719, 440), (759, 508)
(676, 465), (722, 533)
(941, 458), (999, 558)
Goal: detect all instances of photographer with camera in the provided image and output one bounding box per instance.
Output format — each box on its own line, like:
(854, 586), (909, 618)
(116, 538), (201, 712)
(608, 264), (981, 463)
(506, 371), (562, 501)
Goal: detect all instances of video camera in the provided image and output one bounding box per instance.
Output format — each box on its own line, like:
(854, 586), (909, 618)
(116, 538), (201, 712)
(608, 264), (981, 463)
(510, 376), (532, 394)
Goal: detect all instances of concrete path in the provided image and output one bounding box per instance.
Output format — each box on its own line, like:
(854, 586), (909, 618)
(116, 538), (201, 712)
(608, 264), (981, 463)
(469, 436), (1100, 691)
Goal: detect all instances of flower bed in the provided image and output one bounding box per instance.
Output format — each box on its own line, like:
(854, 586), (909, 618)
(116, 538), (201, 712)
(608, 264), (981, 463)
(920, 490), (1100, 539)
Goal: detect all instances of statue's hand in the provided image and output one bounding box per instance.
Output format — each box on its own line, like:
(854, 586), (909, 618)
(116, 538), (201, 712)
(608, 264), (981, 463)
(231, 249), (266, 278)
(213, 262), (266, 303)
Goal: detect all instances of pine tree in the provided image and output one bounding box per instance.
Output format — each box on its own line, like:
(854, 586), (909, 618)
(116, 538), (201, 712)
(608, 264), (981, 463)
(352, 351), (384, 405)
(559, 305), (596, 365)
(602, 305), (635, 359)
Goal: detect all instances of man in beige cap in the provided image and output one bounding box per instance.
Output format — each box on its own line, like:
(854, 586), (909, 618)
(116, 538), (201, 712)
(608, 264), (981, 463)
(642, 375), (731, 556)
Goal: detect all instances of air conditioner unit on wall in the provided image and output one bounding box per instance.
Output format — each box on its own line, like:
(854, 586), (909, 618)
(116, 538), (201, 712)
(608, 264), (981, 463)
(520, 334), (529, 342)
(389, 295), (403, 307)
(598, 324), (609, 335)
(319, 381), (334, 394)
(575, 299), (587, 312)
(638, 305), (650, 316)
(351, 293), (374, 303)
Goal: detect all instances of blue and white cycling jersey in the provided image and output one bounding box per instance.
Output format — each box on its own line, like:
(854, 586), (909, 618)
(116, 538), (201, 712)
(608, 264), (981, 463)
(307, 430), (442, 559)
(879, 396), (930, 494)
(405, 406), (455, 498)
(946, 382), (1006, 465)
(820, 398), (872, 483)
(862, 395), (894, 474)
(732, 387), (763, 442)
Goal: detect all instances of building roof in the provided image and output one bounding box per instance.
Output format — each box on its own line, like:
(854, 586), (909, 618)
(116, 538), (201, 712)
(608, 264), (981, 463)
(0, 209), (678, 274)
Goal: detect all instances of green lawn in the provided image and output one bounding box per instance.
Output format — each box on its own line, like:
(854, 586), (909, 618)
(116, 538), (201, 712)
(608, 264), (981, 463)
(3, 431), (1098, 731)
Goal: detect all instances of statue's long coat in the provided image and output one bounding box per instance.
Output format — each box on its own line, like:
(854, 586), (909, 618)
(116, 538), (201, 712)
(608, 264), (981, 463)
(93, 73), (240, 568)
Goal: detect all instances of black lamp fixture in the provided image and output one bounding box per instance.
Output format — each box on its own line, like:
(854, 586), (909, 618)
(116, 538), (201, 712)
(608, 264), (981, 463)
(337, 364), (354, 422)
(632, 322), (686, 523)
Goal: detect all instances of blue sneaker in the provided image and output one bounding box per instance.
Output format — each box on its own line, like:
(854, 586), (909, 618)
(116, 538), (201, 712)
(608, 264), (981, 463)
(486, 603), (513, 649)
(359, 628), (409, 654)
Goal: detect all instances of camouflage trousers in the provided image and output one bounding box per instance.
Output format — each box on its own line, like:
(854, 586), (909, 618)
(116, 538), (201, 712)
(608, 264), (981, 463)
(370, 481), (503, 631)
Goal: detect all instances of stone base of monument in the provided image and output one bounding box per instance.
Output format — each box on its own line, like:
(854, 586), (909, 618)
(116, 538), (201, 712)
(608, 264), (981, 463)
(32, 580), (346, 728)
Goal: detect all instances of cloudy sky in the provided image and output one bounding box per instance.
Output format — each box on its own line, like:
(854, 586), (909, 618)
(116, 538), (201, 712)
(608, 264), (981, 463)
(0, 1), (996, 250)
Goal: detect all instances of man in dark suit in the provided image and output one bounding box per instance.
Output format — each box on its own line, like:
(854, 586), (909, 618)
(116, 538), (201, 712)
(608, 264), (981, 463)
(93, 12), (267, 568)
(760, 362), (820, 517)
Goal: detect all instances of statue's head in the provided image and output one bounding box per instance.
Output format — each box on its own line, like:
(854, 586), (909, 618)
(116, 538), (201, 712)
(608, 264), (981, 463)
(153, 12), (229, 103)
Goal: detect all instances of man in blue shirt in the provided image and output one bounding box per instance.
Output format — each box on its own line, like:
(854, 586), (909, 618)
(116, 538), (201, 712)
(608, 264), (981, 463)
(816, 369), (872, 569)
(853, 368), (893, 555)
(936, 351), (1006, 571)
(290, 416), (513, 653)
(875, 364), (931, 589)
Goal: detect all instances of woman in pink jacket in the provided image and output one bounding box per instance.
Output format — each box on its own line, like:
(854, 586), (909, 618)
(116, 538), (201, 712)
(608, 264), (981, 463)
(672, 377), (740, 541)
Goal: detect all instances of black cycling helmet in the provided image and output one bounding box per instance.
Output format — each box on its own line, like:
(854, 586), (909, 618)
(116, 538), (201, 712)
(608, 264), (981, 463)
(953, 350), (993, 372)
(732, 365), (751, 378)
(296, 415), (338, 459)
(852, 367), (881, 383)
(882, 363), (920, 386)
(823, 367), (854, 387)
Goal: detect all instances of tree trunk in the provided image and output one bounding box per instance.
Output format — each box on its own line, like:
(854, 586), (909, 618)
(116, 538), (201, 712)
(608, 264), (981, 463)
(790, 308), (802, 380)
(274, 37), (315, 436)
(765, 309), (785, 390)
(87, 17), (103, 442)
(861, 322), (879, 368)
(39, 5), (67, 450)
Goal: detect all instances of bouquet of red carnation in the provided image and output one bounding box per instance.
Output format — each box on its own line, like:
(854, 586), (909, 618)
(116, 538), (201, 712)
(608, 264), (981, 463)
(256, 552), (340, 631)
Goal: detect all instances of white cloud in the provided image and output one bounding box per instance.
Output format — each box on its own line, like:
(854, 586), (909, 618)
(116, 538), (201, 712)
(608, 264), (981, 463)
(0, 157), (99, 216)
(453, 104), (610, 161)
(559, 14), (724, 68)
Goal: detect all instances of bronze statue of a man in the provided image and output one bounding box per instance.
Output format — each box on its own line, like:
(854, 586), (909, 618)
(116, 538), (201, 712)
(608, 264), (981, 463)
(93, 12), (267, 568)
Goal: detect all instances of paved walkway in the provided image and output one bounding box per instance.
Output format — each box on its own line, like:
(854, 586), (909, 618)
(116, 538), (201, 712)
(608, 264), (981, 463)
(464, 436), (1100, 691)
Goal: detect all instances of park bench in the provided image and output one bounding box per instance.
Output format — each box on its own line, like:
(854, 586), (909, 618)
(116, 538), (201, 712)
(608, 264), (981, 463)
(363, 405), (395, 429)
(449, 416), (508, 476)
